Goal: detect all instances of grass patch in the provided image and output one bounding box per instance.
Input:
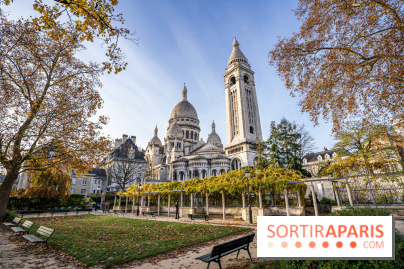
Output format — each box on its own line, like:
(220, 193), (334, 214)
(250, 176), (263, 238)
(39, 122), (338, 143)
(28, 215), (249, 267)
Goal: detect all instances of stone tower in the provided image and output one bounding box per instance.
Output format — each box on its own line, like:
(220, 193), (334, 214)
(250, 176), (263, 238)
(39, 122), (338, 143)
(224, 38), (262, 169)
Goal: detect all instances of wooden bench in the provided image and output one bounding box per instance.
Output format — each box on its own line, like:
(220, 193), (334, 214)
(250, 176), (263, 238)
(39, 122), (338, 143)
(196, 233), (255, 269)
(23, 225), (55, 253)
(189, 214), (210, 223)
(142, 211), (156, 218)
(50, 210), (70, 217)
(2, 217), (22, 228)
(19, 210), (43, 217)
(113, 210), (125, 216)
(75, 208), (92, 215)
(10, 220), (34, 239)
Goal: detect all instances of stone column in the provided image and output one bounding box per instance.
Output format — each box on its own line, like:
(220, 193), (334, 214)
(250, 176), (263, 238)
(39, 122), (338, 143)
(168, 194), (171, 217)
(310, 183), (319, 216)
(190, 193), (194, 209)
(118, 195), (122, 210)
(259, 189), (263, 208)
(284, 189), (290, 216)
(222, 192), (226, 220)
(332, 182), (341, 207)
(206, 193), (209, 216)
(132, 194), (135, 213)
(297, 190), (301, 207)
(114, 195), (117, 209)
(125, 196), (128, 213)
(148, 193), (150, 208)
(346, 180), (354, 207)
(157, 194), (160, 216)
(141, 195), (144, 207)
(181, 191), (183, 208)
(242, 193), (246, 208)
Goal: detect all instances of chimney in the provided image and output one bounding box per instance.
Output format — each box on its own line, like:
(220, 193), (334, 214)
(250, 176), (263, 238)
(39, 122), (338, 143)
(131, 136), (136, 145)
(122, 134), (128, 144)
(115, 138), (122, 149)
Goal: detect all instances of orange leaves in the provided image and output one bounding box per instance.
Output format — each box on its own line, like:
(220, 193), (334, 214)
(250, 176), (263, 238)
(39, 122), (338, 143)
(269, 0), (404, 132)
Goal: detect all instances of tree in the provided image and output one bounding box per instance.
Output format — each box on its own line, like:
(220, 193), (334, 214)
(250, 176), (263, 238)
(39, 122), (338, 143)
(0, 15), (111, 219)
(324, 121), (400, 177)
(106, 160), (145, 191)
(269, 0), (404, 132)
(264, 118), (315, 175)
(2, 0), (135, 74)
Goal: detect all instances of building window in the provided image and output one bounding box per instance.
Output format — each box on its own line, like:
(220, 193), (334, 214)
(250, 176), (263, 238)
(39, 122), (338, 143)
(72, 178), (76, 185)
(250, 126), (254, 134)
(81, 189), (85, 194)
(186, 131), (189, 139)
(191, 131), (194, 140)
(230, 76), (236, 85)
(82, 179), (87, 185)
(70, 188), (75, 193)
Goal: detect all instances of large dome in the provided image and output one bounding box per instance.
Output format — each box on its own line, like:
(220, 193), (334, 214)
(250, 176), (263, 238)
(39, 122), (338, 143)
(170, 84), (199, 121)
(170, 100), (198, 121)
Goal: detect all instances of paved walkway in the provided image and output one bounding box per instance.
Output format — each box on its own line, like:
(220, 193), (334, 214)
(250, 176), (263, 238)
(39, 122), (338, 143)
(1, 212), (403, 269)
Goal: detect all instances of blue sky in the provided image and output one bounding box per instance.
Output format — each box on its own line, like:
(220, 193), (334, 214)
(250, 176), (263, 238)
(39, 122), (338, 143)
(5, 0), (336, 152)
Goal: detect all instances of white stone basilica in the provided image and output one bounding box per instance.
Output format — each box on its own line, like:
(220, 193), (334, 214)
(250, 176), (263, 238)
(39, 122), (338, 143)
(145, 38), (262, 181)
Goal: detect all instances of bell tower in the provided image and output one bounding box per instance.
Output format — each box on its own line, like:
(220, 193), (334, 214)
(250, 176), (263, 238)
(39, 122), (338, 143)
(224, 38), (262, 168)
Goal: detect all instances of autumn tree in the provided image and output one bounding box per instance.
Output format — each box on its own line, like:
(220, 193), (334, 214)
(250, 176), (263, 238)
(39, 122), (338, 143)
(0, 15), (112, 219)
(269, 0), (404, 132)
(1, 0), (135, 74)
(321, 121), (400, 177)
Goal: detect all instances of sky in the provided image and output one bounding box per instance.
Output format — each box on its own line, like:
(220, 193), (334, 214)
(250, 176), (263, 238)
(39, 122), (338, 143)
(5, 0), (336, 152)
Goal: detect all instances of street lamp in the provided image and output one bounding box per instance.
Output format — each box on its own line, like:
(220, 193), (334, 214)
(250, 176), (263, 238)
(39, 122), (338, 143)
(245, 169), (252, 224)
(136, 178), (141, 216)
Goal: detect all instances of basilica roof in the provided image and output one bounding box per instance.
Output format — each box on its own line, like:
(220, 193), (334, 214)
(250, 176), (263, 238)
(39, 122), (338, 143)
(207, 121), (223, 149)
(228, 37), (248, 66)
(170, 84), (199, 121)
(166, 116), (183, 139)
(149, 125), (162, 146)
(195, 142), (225, 155)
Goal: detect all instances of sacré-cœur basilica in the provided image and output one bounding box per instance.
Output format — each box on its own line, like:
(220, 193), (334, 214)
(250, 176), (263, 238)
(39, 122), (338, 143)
(144, 38), (263, 182)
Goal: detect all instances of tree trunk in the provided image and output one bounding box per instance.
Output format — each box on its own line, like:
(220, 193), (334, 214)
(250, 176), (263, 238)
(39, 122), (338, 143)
(0, 170), (19, 220)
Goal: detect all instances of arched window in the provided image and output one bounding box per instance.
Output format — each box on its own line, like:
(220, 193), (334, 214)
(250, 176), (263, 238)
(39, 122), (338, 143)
(212, 170), (217, 176)
(189, 171), (192, 179)
(191, 131), (194, 140)
(193, 170), (199, 178)
(186, 130), (189, 139)
(231, 158), (242, 170)
(202, 170), (206, 179)
(250, 126), (254, 134)
(243, 75), (249, 84)
(230, 76), (236, 85)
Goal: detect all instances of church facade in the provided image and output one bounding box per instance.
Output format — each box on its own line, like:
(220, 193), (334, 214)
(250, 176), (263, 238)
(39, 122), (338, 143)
(145, 38), (262, 181)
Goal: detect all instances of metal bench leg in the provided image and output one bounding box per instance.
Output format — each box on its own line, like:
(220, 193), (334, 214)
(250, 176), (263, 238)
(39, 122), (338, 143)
(236, 249), (241, 259)
(28, 243), (37, 254)
(218, 258), (222, 269)
(207, 261), (211, 269)
(247, 248), (253, 263)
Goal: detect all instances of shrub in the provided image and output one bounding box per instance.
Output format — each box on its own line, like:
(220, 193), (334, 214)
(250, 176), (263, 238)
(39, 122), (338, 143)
(5, 210), (18, 221)
(318, 197), (337, 205)
(329, 206), (391, 216)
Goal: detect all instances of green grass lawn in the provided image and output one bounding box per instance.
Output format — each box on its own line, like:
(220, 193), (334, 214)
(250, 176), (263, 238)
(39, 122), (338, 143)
(28, 215), (249, 267)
